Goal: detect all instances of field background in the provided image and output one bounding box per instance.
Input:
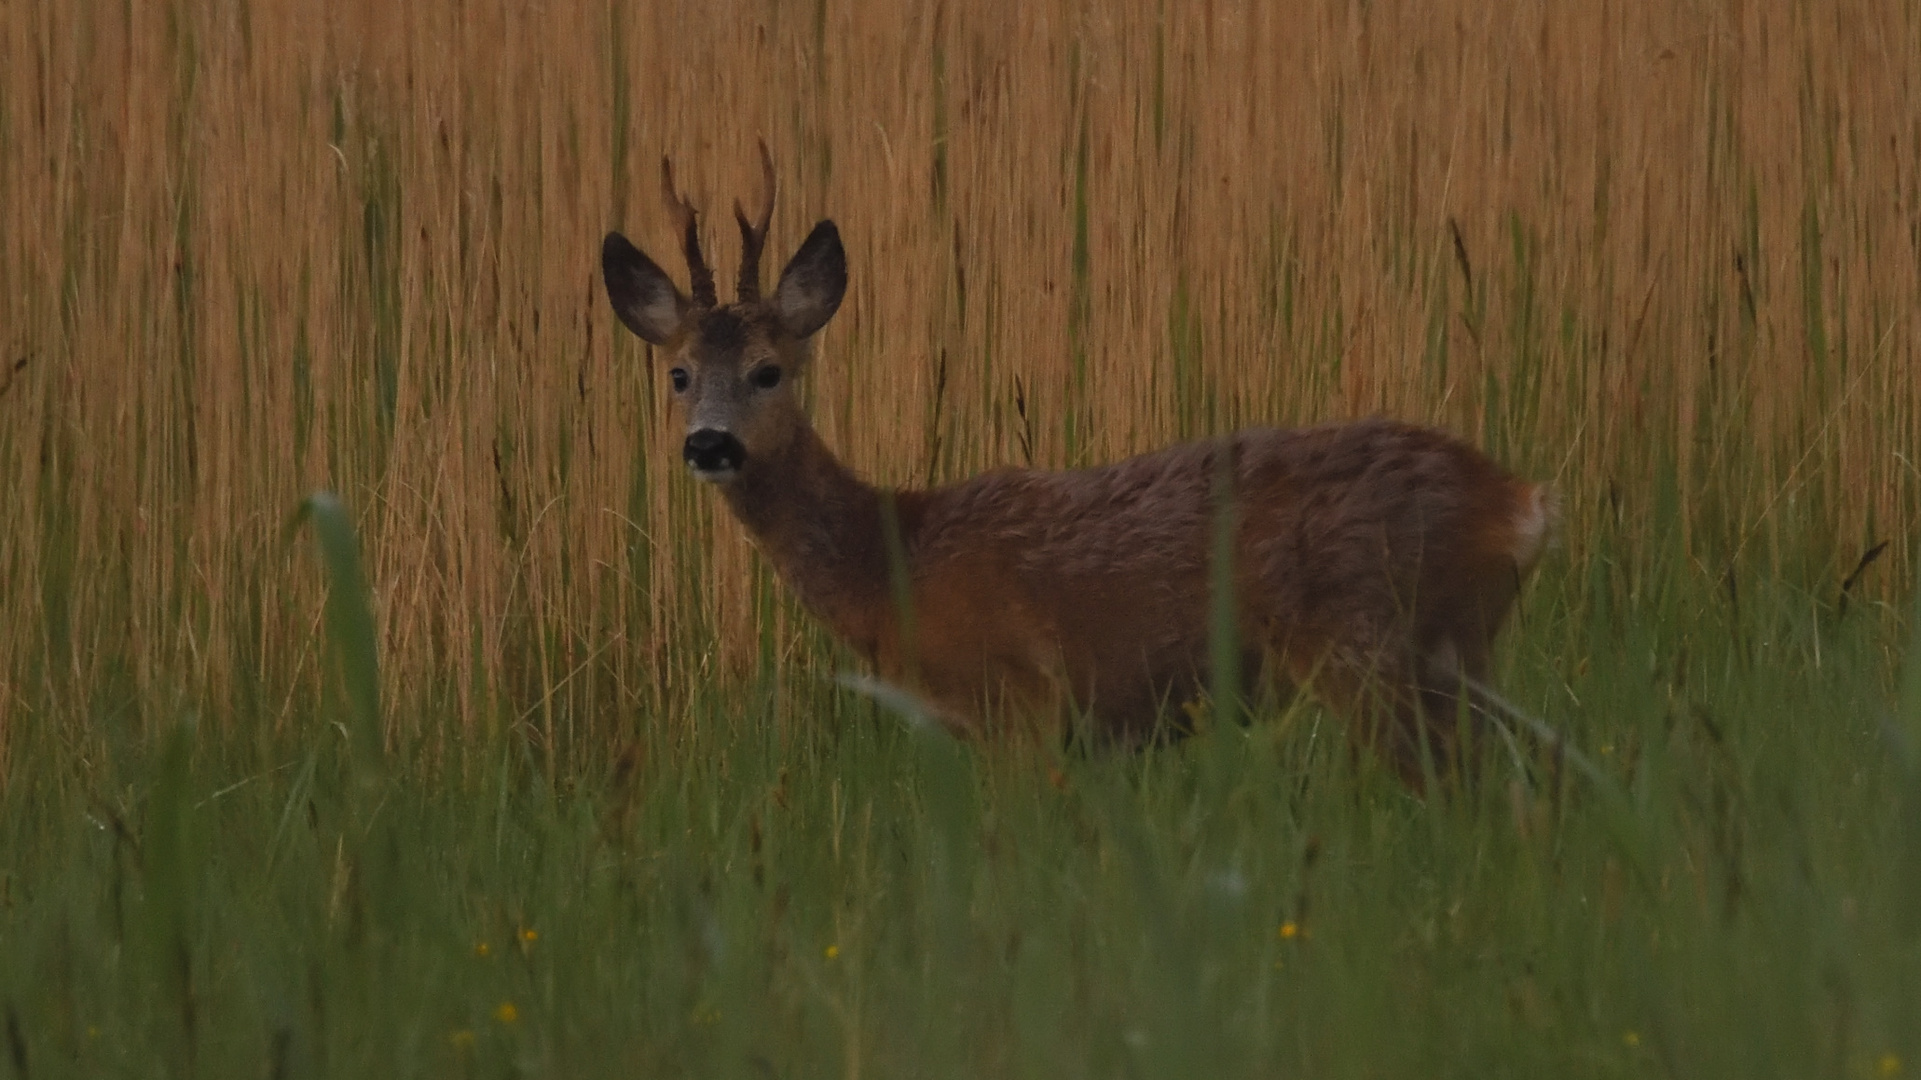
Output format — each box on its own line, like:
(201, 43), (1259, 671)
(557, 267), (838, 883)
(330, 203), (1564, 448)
(3, 0), (1921, 1076)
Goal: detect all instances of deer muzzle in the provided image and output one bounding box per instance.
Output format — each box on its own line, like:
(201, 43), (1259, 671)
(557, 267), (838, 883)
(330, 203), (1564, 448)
(683, 428), (746, 480)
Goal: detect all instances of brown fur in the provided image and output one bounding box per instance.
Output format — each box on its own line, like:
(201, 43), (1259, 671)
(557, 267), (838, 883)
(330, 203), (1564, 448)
(603, 155), (1555, 784)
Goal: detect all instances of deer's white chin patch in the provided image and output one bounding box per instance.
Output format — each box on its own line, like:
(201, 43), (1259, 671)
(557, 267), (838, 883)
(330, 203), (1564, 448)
(687, 463), (739, 484)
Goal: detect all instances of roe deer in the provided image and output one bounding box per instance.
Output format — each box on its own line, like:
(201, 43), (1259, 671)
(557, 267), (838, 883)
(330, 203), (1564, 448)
(601, 146), (1557, 784)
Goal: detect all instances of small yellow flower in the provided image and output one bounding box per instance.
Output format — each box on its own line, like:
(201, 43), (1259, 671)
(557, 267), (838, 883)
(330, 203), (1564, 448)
(493, 1002), (519, 1025)
(1278, 921), (1300, 940)
(519, 927), (538, 944)
(824, 944), (840, 960)
(1878, 1053), (1903, 1078)
(85, 1025), (101, 1040)
(1623, 1031), (1641, 1048)
(449, 1029), (476, 1049)
(474, 942), (491, 958)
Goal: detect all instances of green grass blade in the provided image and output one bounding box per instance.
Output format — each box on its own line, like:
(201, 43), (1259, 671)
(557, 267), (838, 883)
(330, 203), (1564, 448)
(291, 492), (382, 779)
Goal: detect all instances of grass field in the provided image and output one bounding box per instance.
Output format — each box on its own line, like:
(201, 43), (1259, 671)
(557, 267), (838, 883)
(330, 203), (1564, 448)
(3, 0), (1921, 1075)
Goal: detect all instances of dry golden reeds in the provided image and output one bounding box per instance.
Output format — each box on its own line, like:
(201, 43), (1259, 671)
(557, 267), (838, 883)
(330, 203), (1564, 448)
(2, 0), (1916, 766)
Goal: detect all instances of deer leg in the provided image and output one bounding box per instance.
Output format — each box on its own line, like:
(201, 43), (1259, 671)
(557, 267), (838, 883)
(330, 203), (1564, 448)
(1406, 552), (1526, 782)
(1284, 642), (1447, 789)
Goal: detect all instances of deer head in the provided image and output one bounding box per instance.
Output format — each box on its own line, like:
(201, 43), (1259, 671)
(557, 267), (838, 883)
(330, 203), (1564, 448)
(601, 142), (847, 482)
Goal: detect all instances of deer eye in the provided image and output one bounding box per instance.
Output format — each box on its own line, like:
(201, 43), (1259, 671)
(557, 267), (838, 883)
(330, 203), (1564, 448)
(669, 368), (689, 392)
(750, 365), (783, 390)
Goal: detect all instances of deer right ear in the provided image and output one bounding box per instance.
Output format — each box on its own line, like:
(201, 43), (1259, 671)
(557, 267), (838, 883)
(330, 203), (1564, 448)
(602, 231), (690, 345)
(774, 221), (847, 339)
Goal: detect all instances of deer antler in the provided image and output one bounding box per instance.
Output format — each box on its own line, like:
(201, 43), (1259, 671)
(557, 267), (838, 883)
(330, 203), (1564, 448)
(661, 156), (717, 309)
(734, 139), (777, 302)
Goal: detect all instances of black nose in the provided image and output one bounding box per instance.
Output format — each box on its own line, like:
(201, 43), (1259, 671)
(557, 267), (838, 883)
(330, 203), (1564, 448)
(683, 429), (746, 473)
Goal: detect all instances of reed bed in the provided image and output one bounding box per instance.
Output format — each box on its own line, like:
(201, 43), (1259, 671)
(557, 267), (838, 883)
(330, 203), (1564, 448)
(4, 0), (1918, 764)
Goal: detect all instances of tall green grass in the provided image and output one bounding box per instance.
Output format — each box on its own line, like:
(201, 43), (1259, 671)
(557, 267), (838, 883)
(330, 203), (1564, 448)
(1, 515), (1917, 1076)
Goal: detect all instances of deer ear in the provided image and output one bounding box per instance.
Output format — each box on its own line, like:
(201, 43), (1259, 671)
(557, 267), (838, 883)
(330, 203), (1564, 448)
(774, 221), (847, 339)
(602, 231), (690, 345)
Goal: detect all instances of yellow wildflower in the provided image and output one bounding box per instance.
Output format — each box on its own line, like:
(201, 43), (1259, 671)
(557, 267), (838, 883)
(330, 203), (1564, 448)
(824, 944), (841, 960)
(449, 1029), (476, 1049)
(493, 1002), (519, 1025)
(1623, 1031), (1641, 1048)
(1878, 1053), (1902, 1078)
(1278, 921), (1300, 940)
(474, 942), (491, 958)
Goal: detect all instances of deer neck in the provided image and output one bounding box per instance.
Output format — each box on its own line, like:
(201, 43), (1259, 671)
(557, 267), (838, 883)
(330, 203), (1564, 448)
(718, 424), (908, 658)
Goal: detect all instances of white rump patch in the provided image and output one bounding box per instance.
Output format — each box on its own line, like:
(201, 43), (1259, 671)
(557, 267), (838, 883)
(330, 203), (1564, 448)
(1510, 484), (1561, 572)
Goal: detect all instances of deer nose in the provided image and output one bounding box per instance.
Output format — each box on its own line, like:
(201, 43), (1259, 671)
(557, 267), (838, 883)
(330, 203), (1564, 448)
(683, 429), (746, 475)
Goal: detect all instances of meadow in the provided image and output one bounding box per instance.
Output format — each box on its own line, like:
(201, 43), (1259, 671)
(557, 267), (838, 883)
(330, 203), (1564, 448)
(3, 0), (1921, 1075)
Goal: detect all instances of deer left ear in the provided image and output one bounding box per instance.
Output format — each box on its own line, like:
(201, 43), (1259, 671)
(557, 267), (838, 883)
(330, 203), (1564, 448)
(774, 221), (847, 339)
(603, 231), (690, 345)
